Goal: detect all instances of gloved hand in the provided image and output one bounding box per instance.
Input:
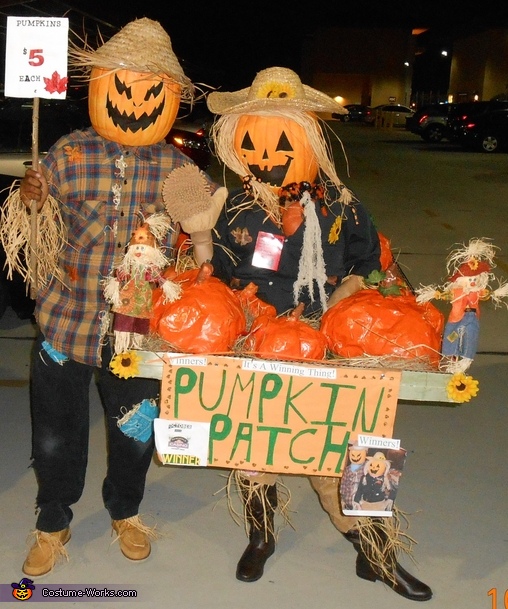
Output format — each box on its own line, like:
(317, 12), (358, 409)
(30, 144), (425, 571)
(181, 187), (228, 265)
(327, 274), (364, 309)
(180, 186), (227, 234)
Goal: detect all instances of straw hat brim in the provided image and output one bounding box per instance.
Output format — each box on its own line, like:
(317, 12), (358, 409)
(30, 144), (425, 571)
(207, 84), (347, 115)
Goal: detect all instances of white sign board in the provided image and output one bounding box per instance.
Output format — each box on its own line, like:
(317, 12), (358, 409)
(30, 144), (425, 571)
(4, 16), (69, 99)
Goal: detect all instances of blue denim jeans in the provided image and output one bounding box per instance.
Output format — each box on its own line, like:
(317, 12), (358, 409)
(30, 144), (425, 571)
(442, 311), (479, 360)
(30, 333), (159, 532)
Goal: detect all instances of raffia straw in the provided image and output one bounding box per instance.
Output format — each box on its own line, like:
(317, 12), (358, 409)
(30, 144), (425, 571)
(355, 507), (417, 586)
(222, 470), (292, 541)
(0, 183), (66, 289)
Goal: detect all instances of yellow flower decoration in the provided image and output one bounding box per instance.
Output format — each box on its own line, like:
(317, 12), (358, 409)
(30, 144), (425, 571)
(64, 145), (83, 162)
(256, 81), (296, 100)
(328, 216), (342, 244)
(110, 350), (141, 379)
(446, 372), (479, 403)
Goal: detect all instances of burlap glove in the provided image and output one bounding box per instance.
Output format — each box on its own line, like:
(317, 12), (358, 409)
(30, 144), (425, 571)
(327, 274), (364, 309)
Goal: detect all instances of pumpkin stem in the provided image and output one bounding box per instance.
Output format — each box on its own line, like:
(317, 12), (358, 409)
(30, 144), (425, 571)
(194, 261), (214, 285)
(289, 302), (305, 320)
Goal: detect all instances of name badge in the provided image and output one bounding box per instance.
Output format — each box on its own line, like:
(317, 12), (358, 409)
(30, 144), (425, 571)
(251, 231), (285, 271)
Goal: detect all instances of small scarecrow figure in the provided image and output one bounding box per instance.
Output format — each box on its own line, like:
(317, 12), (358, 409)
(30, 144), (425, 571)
(353, 452), (394, 513)
(103, 213), (182, 354)
(340, 443), (368, 511)
(416, 238), (508, 372)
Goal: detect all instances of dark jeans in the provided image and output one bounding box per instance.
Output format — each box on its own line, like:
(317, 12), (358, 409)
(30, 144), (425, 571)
(30, 333), (159, 532)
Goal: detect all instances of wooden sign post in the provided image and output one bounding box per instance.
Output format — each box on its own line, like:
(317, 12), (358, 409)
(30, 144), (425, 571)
(4, 16), (69, 296)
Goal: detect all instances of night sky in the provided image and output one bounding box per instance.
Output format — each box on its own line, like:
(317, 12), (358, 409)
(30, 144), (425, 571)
(7, 0), (508, 92)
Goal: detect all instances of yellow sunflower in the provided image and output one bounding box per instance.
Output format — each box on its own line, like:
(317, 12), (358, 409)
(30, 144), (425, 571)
(446, 372), (479, 403)
(110, 350), (141, 379)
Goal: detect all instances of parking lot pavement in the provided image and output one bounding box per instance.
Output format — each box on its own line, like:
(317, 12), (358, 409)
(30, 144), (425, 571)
(1, 123), (507, 608)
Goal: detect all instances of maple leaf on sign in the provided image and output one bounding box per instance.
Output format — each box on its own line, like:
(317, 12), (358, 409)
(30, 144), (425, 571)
(44, 71), (68, 94)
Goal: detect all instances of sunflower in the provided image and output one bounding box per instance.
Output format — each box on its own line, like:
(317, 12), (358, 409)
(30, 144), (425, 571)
(110, 350), (141, 379)
(446, 372), (479, 403)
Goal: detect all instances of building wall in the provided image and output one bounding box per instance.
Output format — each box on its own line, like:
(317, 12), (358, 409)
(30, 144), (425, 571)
(301, 27), (414, 108)
(449, 29), (508, 102)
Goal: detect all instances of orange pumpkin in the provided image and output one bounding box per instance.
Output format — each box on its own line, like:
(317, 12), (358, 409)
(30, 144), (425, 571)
(233, 282), (277, 320)
(151, 262), (247, 353)
(88, 67), (181, 146)
(245, 302), (328, 361)
(234, 115), (319, 187)
(320, 290), (444, 367)
(378, 232), (394, 271)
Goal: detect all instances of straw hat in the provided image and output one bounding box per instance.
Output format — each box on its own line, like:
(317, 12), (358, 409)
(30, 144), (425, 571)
(207, 67), (347, 115)
(69, 18), (193, 96)
(449, 259), (491, 282)
(129, 224), (156, 249)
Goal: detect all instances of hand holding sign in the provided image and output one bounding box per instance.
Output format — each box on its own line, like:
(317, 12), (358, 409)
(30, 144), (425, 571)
(1, 17), (69, 296)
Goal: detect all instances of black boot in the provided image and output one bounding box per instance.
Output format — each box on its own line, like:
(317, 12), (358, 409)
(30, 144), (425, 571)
(236, 483), (277, 583)
(344, 521), (432, 602)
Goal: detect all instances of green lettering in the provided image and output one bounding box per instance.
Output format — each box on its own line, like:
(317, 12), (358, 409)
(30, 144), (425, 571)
(257, 426), (291, 465)
(209, 414), (232, 464)
(230, 422), (253, 461)
(198, 369), (226, 411)
(258, 373), (283, 423)
(318, 427), (350, 473)
(310, 382), (354, 427)
(227, 373), (256, 418)
(283, 377), (311, 424)
(289, 429), (316, 464)
(352, 388), (384, 432)
(173, 368), (197, 418)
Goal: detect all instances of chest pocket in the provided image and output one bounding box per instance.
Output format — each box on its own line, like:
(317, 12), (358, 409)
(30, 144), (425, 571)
(66, 200), (107, 250)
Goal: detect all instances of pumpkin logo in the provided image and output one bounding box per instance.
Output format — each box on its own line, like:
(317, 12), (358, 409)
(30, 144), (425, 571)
(89, 68), (181, 146)
(234, 115), (318, 187)
(11, 578), (35, 601)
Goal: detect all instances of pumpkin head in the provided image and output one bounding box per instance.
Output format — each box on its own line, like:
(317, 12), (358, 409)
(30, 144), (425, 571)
(348, 445), (367, 465)
(366, 453), (389, 477)
(234, 114), (319, 188)
(88, 67), (181, 145)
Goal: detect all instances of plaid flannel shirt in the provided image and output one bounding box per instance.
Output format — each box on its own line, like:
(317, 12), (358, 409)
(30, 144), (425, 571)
(36, 126), (216, 366)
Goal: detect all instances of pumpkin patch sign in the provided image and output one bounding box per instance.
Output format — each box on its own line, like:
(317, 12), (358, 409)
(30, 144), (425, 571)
(154, 354), (401, 477)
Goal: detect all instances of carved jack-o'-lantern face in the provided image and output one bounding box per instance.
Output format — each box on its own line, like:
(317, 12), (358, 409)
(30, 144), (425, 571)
(349, 447), (367, 464)
(366, 453), (388, 477)
(234, 114), (319, 187)
(88, 68), (181, 146)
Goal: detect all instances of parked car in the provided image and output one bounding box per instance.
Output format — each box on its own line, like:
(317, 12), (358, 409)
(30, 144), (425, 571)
(405, 103), (455, 142)
(455, 108), (508, 152)
(447, 100), (508, 143)
(366, 104), (414, 127)
(333, 104), (372, 122)
(0, 97), (211, 191)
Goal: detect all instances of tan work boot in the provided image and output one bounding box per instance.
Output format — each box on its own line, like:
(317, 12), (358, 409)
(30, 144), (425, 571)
(111, 516), (157, 561)
(22, 529), (71, 577)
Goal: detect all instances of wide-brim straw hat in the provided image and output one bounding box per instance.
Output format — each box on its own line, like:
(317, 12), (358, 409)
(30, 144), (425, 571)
(207, 67), (347, 115)
(69, 18), (193, 98)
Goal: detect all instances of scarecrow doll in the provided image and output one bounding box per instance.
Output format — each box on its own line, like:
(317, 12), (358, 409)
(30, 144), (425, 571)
(353, 452), (394, 513)
(175, 66), (431, 601)
(340, 443), (368, 511)
(416, 238), (508, 372)
(103, 213), (181, 354)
